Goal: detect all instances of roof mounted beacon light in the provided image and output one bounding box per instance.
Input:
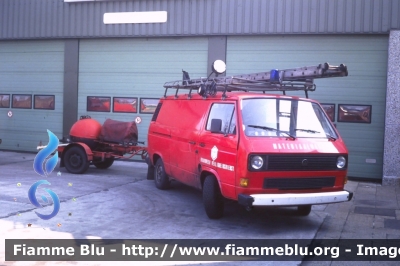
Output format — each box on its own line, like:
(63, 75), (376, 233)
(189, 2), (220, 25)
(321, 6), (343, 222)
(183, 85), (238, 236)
(212, 60), (226, 75)
(198, 60), (227, 97)
(164, 61), (348, 99)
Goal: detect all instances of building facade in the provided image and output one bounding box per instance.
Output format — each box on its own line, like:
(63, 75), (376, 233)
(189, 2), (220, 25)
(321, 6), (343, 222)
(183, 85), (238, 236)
(1, 0), (400, 184)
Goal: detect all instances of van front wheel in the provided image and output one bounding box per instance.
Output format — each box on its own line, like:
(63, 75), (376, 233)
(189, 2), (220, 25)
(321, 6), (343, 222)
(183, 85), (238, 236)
(154, 159), (170, 190)
(203, 175), (224, 219)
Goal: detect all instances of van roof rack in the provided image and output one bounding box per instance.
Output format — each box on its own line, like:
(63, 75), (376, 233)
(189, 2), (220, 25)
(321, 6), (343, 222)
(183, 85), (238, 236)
(163, 62), (348, 99)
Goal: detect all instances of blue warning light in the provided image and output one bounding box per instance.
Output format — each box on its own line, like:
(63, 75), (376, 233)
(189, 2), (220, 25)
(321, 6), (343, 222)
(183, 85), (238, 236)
(270, 69), (280, 83)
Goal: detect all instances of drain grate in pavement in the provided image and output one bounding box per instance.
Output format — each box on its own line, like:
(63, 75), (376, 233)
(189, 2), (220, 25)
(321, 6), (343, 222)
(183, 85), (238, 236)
(384, 219), (400, 230)
(354, 206), (396, 217)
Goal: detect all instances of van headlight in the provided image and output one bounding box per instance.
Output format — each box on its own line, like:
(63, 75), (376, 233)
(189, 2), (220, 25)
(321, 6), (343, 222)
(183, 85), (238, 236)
(337, 156), (346, 169)
(250, 156), (264, 170)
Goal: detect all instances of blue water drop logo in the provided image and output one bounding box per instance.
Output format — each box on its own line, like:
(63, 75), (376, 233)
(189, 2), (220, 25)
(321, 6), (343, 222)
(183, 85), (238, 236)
(30, 130), (60, 220)
(28, 180), (60, 220)
(33, 130), (59, 176)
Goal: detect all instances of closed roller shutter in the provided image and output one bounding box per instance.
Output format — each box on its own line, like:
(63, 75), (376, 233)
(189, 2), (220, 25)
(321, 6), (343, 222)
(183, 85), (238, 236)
(78, 37), (208, 147)
(227, 35), (388, 179)
(0, 40), (64, 152)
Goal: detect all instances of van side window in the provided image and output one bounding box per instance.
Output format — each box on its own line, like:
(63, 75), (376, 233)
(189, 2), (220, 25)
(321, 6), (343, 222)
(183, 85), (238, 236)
(151, 103), (162, 121)
(206, 103), (236, 134)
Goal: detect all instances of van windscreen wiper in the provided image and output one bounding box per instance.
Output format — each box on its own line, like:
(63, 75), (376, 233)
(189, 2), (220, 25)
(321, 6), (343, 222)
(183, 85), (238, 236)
(326, 133), (337, 141)
(295, 128), (320, 134)
(295, 128), (337, 141)
(248, 125), (296, 140)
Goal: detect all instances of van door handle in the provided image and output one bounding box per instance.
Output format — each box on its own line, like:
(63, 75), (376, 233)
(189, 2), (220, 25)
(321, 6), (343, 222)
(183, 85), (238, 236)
(189, 141), (196, 145)
(199, 143), (205, 147)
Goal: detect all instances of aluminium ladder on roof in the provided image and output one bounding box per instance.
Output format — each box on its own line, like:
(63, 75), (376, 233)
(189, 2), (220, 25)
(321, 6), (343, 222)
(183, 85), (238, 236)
(163, 62), (348, 99)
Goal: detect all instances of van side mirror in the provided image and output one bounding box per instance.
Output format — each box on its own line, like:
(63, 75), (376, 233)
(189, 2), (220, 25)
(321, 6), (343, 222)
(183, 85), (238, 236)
(210, 119), (222, 133)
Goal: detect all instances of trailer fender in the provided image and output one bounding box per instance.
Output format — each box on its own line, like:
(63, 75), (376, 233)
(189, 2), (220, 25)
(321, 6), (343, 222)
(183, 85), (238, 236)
(60, 142), (93, 168)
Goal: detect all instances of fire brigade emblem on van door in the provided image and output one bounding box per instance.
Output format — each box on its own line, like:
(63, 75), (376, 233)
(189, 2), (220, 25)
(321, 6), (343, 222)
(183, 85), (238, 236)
(211, 146), (218, 161)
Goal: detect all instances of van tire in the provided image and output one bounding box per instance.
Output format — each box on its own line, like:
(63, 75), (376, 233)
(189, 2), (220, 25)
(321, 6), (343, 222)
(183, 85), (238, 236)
(154, 159), (170, 190)
(203, 175), (224, 219)
(297, 205), (312, 216)
(147, 164), (155, 180)
(146, 156), (154, 180)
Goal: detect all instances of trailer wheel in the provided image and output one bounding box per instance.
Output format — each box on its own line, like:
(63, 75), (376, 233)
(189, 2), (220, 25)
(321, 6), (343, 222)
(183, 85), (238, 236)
(154, 159), (170, 190)
(297, 205), (312, 216)
(64, 146), (90, 174)
(93, 158), (114, 169)
(203, 175), (224, 219)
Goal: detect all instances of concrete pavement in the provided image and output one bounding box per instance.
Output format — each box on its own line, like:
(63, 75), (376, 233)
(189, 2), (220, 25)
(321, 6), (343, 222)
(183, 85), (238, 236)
(0, 150), (399, 265)
(312, 180), (400, 240)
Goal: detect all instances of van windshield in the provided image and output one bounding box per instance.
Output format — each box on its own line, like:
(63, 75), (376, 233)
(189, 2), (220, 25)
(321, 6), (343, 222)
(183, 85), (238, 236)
(241, 98), (337, 139)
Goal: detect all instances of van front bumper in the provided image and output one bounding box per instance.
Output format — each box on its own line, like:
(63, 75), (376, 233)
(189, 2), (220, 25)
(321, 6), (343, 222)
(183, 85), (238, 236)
(238, 190), (353, 208)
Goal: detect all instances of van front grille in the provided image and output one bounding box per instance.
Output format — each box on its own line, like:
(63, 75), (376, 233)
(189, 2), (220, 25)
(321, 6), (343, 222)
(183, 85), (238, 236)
(267, 154), (343, 171)
(263, 177), (336, 190)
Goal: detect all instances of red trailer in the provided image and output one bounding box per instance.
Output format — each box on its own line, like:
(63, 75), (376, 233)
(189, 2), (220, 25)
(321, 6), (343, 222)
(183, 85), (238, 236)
(57, 116), (147, 174)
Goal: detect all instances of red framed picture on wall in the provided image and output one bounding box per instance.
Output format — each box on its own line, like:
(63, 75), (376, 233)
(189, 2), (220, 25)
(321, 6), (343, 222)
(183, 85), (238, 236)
(12, 94), (32, 109)
(0, 94), (10, 108)
(87, 96), (111, 112)
(34, 95), (55, 110)
(338, 104), (372, 123)
(140, 98), (159, 114)
(113, 97), (137, 113)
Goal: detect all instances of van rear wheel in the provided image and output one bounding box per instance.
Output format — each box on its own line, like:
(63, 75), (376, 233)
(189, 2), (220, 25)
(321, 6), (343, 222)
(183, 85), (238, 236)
(154, 159), (170, 190)
(297, 205), (312, 216)
(203, 175), (224, 219)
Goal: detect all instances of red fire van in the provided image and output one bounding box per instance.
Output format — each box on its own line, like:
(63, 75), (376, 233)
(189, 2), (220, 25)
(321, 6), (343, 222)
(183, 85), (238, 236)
(147, 61), (353, 219)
